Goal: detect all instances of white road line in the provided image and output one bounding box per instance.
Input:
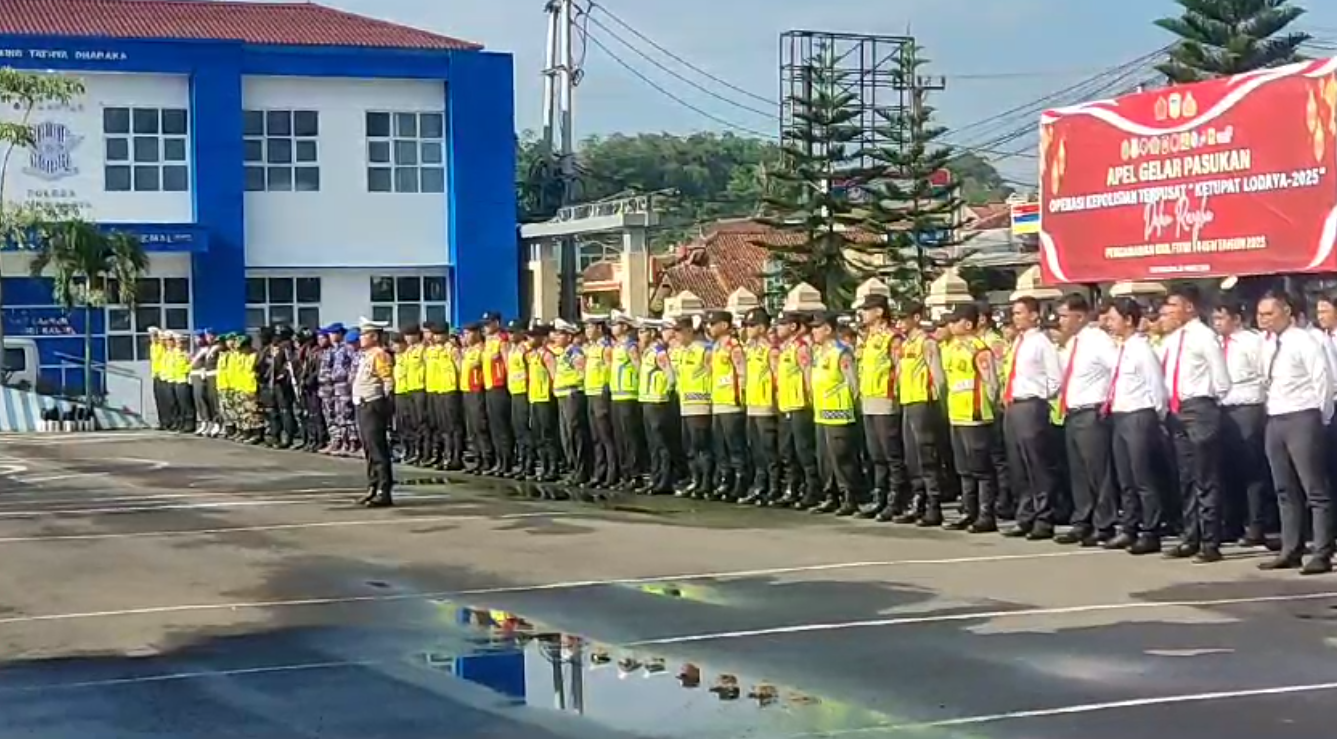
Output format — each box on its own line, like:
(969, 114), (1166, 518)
(0, 550), (1122, 627)
(0, 494), (441, 518)
(820, 681), (1337, 733)
(12, 472), (110, 484)
(626, 591), (1337, 646)
(0, 509), (572, 544)
(0, 488), (385, 508)
(0, 660), (374, 692)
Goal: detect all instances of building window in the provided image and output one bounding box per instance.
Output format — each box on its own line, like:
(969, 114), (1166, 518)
(365, 111), (445, 194)
(243, 110), (320, 192)
(369, 275), (448, 328)
(245, 276), (322, 330)
(103, 107), (190, 192)
(106, 277), (191, 361)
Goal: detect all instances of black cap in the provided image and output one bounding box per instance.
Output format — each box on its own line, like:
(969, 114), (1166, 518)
(705, 310), (733, 325)
(949, 304), (982, 324)
(463, 321), (483, 332)
(778, 311), (808, 326)
(401, 323), (422, 337)
(675, 314), (699, 330)
(505, 319), (526, 333)
(743, 308), (771, 326)
(482, 311), (503, 323)
(276, 326), (294, 341)
(433, 321), (452, 334)
(856, 293), (891, 311)
(807, 311), (840, 330)
(529, 323), (552, 337)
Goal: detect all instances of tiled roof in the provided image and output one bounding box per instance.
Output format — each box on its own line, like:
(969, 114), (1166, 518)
(0, 0), (481, 51)
(965, 203), (1011, 231)
(659, 220), (774, 309)
(580, 259), (616, 287)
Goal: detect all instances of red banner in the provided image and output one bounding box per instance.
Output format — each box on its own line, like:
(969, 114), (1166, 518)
(1039, 58), (1337, 283)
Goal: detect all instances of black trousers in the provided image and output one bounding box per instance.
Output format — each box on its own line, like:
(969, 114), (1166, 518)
(642, 402), (674, 491)
(485, 388), (513, 470)
(305, 390), (326, 446)
(1265, 410), (1333, 559)
(902, 402), (942, 509)
(463, 392), (493, 469)
(780, 409), (821, 501)
(203, 376), (219, 426)
(817, 423), (865, 503)
(611, 400), (644, 481)
(191, 377), (209, 426)
(863, 412), (908, 498)
(558, 393), (590, 481)
(950, 423), (996, 521)
(1221, 403), (1274, 536)
(1112, 408), (1165, 535)
(406, 391), (430, 458)
(713, 412), (748, 490)
(510, 393), (532, 470)
(152, 378), (169, 429)
(357, 397), (394, 493)
(747, 414), (780, 495)
(529, 400), (559, 473)
(264, 385), (298, 444)
(1004, 398), (1056, 529)
(171, 382), (194, 431)
(1065, 407), (1118, 534)
(1168, 397), (1223, 546)
(990, 420), (1014, 517)
(682, 414), (714, 487)
(588, 392), (618, 485)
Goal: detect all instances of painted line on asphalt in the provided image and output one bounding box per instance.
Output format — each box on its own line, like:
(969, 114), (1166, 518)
(12, 472), (111, 484)
(0, 487), (399, 508)
(0, 660), (374, 692)
(0, 550), (1128, 627)
(626, 591), (1337, 646)
(0, 493), (440, 518)
(812, 681), (1337, 734)
(0, 509), (572, 544)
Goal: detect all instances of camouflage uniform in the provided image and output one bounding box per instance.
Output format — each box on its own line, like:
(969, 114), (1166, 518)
(331, 342), (357, 453)
(318, 343), (337, 452)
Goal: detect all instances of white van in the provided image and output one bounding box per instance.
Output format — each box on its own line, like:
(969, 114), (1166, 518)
(1, 338), (39, 390)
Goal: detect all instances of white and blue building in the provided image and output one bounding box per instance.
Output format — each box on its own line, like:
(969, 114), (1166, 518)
(0, 0), (518, 415)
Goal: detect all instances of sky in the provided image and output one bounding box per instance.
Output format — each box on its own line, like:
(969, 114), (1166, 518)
(257, 0), (1337, 184)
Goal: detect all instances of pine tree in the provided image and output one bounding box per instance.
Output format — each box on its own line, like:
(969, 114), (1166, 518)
(1155, 0), (1311, 83)
(753, 46), (879, 306)
(862, 42), (970, 302)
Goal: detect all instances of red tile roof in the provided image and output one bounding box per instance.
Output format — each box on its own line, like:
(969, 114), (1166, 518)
(0, 0), (481, 51)
(658, 220), (773, 309)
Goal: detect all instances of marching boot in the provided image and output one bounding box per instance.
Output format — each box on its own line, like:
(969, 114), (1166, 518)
(365, 488), (394, 508)
(917, 499), (944, 528)
(357, 487), (377, 506)
(892, 491), (923, 524)
(810, 489), (841, 514)
(857, 489), (888, 519)
(834, 489), (860, 517)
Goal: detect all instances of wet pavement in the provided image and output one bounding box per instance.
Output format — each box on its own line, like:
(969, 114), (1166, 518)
(0, 431), (1334, 737)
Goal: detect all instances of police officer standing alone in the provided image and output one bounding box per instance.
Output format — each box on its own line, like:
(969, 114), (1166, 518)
(353, 317), (395, 507)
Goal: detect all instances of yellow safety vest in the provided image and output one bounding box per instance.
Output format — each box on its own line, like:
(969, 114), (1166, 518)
(897, 333), (933, 405)
(554, 346), (582, 397)
(462, 345), (483, 393)
(393, 350), (410, 395)
(744, 341), (774, 408)
(527, 349), (552, 403)
(507, 346), (529, 395)
(402, 345), (427, 393)
(812, 343), (855, 425)
(678, 342), (711, 407)
(234, 352), (258, 394)
(584, 340), (609, 394)
(609, 341), (638, 401)
(149, 342), (163, 380)
(945, 337), (993, 426)
(638, 345), (670, 403)
(859, 328), (895, 401)
(482, 335), (505, 388)
(710, 339), (741, 407)
(216, 352), (231, 391)
(777, 339), (807, 412)
(424, 345), (455, 393)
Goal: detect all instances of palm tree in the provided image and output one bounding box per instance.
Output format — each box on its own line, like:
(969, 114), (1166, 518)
(1155, 0), (1311, 84)
(29, 222), (147, 404)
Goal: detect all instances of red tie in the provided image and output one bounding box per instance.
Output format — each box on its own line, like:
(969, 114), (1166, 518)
(1003, 336), (1022, 404)
(1169, 332), (1186, 414)
(1059, 336), (1079, 414)
(1103, 344), (1125, 415)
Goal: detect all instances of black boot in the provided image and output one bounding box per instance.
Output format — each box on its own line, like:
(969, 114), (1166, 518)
(365, 488), (394, 508)
(858, 489), (888, 519)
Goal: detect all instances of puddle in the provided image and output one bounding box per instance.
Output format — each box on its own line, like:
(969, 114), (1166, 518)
(417, 601), (896, 738)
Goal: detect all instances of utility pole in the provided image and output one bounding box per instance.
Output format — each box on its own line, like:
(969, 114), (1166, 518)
(541, 0), (580, 318)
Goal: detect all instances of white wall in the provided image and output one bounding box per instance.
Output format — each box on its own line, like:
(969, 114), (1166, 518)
(241, 76), (449, 268)
(0, 72), (192, 224)
(245, 266), (449, 327)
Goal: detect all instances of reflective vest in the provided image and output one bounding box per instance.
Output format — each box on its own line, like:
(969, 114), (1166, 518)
(392, 350), (410, 395)
(425, 345), (459, 393)
(897, 333), (933, 404)
(233, 352), (258, 394)
(710, 338), (741, 407)
(585, 340), (610, 394)
(461, 345), (484, 393)
(402, 345), (427, 393)
(744, 341), (774, 409)
(776, 338), (808, 412)
(506, 345), (529, 395)
(527, 349), (552, 403)
(859, 327), (895, 401)
(149, 342), (163, 380)
(677, 342), (711, 407)
(217, 352), (232, 391)
(609, 340), (638, 401)
(812, 342), (854, 425)
(481, 335), (506, 389)
(944, 337), (993, 426)
(554, 346), (583, 397)
(638, 345), (670, 403)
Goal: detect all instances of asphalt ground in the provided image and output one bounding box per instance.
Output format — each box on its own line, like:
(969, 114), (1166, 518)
(0, 430), (1334, 738)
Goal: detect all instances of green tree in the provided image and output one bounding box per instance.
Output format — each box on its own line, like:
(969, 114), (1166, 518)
(753, 48), (880, 304)
(946, 151), (1013, 205)
(863, 42), (971, 302)
(1155, 0), (1311, 83)
(0, 68), (85, 378)
(29, 222), (147, 402)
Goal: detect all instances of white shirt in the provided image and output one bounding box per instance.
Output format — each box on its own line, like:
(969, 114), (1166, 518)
(1263, 325), (1333, 422)
(1219, 329), (1265, 406)
(1005, 328), (1062, 401)
(1108, 334), (1167, 415)
(1301, 324), (1337, 400)
(1058, 324), (1118, 410)
(1161, 319), (1230, 405)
